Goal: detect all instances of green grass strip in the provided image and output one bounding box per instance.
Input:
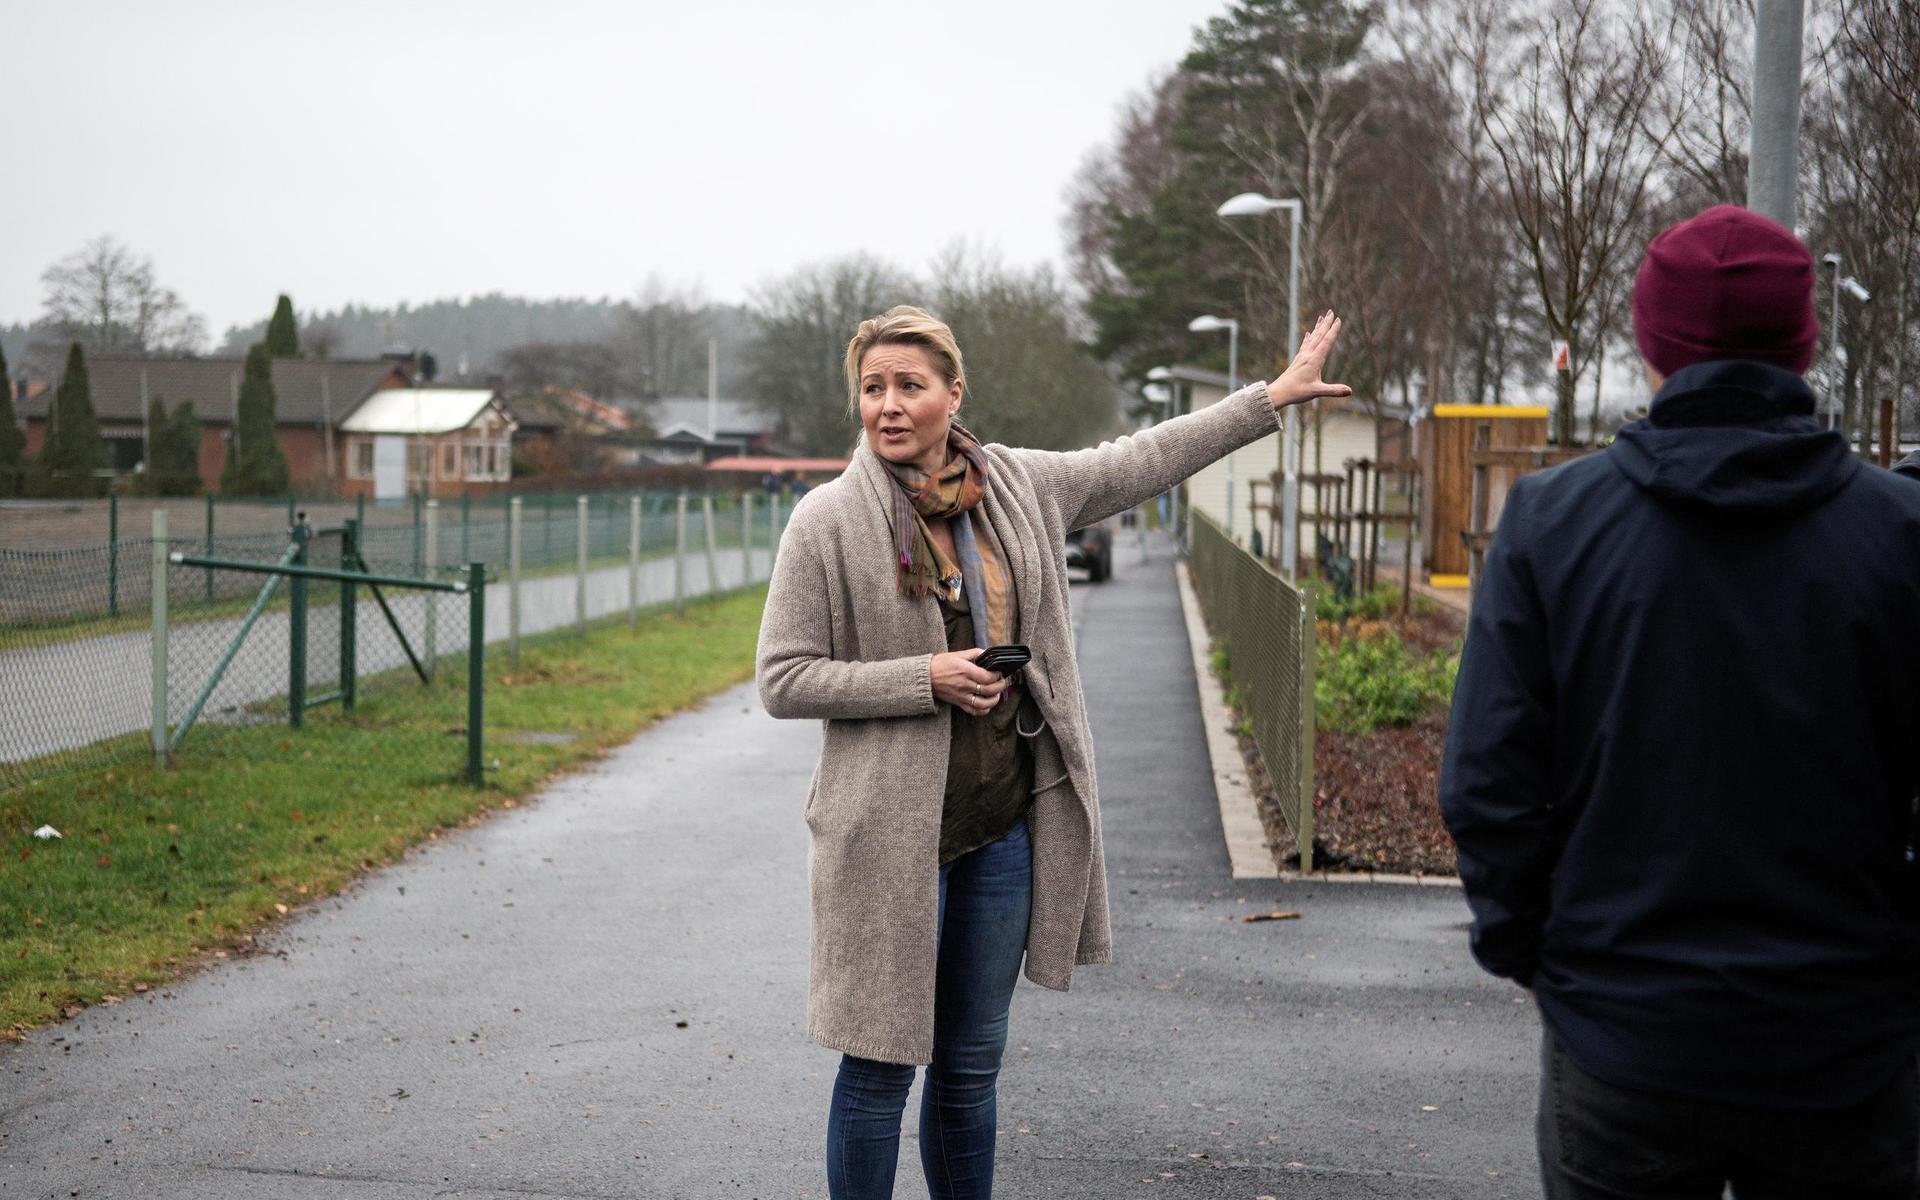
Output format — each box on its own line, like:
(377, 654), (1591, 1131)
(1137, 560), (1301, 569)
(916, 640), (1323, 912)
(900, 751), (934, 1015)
(0, 585), (768, 1037)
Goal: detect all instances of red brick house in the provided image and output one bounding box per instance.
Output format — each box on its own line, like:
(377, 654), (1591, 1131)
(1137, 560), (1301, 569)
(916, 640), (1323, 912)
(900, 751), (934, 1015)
(17, 354), (410, 494)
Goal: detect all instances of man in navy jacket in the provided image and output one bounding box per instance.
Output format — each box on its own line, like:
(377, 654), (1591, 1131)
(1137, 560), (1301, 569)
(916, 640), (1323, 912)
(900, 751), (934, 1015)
(1441, 205), (1920, 1198)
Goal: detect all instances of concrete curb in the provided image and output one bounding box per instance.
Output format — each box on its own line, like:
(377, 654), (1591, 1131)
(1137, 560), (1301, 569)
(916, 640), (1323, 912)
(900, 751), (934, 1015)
(1174, 558), (1465, 890)
(1172, 559), (1277, 879)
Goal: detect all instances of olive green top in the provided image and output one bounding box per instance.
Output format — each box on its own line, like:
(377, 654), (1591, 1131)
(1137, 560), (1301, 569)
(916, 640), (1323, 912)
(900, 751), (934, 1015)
(936, 584), (1034, 865)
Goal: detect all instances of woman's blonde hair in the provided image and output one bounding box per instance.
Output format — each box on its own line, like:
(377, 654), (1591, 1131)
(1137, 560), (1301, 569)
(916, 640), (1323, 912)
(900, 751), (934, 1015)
(843, 305), (966, 415)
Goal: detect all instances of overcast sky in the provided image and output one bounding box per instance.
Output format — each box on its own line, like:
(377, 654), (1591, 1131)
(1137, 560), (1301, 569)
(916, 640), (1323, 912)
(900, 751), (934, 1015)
(6, 0), (1232, 338)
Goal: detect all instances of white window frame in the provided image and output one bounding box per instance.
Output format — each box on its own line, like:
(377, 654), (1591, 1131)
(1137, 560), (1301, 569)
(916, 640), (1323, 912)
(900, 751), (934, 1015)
(439, 440), (459, 481)
(348, 438), (374, 480)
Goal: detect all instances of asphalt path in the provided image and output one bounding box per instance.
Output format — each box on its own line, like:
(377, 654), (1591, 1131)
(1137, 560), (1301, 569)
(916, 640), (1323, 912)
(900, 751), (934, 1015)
(1, 548), (772, 765)
(0, 531), (1540, 1199)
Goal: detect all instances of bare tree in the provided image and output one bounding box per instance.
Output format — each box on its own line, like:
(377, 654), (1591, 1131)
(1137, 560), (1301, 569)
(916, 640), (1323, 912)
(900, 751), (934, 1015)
(744, 255), (919, 456)
(930, 246), (1119, 451)
(617, 277), (713, 401)
(1650, 0), (1753, 204)
(1469, 0), (1677, 444)
(38, 236), (207, 356)
(1808, 0), (1920, 459)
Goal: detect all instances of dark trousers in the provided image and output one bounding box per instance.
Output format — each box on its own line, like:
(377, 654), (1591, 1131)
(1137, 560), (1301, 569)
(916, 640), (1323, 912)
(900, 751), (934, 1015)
(1538, 1030), (1919, 1199)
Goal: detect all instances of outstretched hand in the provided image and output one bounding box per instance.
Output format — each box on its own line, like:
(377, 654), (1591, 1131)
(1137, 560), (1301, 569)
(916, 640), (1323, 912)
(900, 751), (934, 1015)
(1269, 311), (1352, 410)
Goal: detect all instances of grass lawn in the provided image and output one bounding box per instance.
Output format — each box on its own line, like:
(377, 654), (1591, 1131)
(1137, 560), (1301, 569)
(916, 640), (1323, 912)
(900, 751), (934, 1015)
(0, 585), (768, 1038)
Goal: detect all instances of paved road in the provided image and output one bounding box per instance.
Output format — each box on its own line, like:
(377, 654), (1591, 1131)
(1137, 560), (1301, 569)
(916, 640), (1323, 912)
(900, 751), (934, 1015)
(1, 547), (772, 766)
(0, 532), (1540, 1199)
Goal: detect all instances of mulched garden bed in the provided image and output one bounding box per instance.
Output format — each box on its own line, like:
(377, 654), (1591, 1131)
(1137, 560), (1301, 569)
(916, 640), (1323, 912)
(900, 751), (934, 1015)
(1241, 598), (1466, 877)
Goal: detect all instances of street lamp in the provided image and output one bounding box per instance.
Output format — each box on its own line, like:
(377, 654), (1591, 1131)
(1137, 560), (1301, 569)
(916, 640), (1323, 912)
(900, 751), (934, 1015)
(1189, 315), (1240, 537)
(1219, 191), (1303, 578)
(1147, 367), (1182, 539)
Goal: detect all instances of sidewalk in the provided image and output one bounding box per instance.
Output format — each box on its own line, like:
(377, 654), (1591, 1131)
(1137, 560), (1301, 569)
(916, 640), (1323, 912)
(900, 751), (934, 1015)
(0, 533), (1540, 1199)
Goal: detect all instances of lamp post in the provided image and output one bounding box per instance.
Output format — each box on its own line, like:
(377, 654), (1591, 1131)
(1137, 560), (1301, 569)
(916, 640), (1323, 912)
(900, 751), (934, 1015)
(1188, 315), (1239, 538)
(1218, 191), (1302, 578)
(1147, 366), (1179, 537)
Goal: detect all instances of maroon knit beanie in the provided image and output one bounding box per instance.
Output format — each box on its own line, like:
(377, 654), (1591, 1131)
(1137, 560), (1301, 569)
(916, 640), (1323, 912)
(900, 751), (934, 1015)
(1631, 204), (1819, 376)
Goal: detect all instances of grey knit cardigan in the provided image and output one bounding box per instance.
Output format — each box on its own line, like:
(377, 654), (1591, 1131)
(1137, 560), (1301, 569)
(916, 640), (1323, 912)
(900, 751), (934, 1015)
(756, 381), (1282, 1064)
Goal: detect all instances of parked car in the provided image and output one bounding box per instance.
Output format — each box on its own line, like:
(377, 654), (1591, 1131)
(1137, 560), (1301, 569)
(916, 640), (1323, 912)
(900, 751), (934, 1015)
(1064, 521), (1113, 582)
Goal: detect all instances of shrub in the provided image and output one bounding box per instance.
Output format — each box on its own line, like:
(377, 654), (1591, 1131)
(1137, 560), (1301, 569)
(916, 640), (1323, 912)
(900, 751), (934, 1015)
(1316, 583), (1433, 623)
(1316, 630), (1459, 735)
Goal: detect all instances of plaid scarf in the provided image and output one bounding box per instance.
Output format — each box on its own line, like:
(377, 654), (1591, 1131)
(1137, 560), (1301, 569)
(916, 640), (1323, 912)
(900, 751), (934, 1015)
(884, 422), (1016, 649)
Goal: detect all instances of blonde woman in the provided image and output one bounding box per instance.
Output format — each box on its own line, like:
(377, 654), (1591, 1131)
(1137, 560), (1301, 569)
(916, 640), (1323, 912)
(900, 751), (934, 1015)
(757, 305), (1346, 1198)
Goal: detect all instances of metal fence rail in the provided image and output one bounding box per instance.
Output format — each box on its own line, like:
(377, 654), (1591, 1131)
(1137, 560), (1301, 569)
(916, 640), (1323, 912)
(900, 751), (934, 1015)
(1187, 509), (1316, 870)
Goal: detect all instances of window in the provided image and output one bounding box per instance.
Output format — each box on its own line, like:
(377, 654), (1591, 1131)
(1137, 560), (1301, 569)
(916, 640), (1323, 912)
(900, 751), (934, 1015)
(440, 441), (459, 480)
(349, 439), (374, 480)
(408, 441), (431, 480)
(464, 444), (486, 479)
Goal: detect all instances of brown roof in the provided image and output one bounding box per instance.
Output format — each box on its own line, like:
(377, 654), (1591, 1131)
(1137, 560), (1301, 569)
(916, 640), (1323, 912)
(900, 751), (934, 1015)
(17, 355), (410, 428)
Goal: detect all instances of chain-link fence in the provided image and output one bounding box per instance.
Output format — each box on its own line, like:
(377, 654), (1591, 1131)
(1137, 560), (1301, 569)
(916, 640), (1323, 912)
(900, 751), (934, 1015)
(1187, 509), (1316, 870)
(1, 491), (786, 795)
(0, 488), (780, 631)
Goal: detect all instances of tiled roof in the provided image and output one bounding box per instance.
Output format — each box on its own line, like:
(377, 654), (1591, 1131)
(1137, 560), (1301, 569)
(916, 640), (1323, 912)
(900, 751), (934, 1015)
(16, 355), (409, 428)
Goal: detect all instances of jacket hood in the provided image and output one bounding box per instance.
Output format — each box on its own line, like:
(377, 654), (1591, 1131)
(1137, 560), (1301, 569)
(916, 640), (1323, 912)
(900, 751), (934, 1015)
(1608, 359), (1857, 514)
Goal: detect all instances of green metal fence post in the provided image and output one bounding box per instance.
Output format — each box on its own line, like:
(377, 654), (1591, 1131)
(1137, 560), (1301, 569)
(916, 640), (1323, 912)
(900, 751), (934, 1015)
(506, 495), (522, 668)
(508, 497), (522, 669)
(108, 492), (120, 618)
(341, 518), (359, 714)
(204, 493), (215, 602)
(424, 500), (440, 681)
(543, 492), (554, 565)
(289, 514), (310, 729)
(461, 492), (471, 564)
(286, 493), (295, 530)
(1297, 579), (1316, 872)
(151, 509), (168, 765)
(576, 495), (588, 637)
(467, 562), (485, 786)
(356, 492), (365, 532)
(674, 493), (688, 615)
(628, 495), (641, 627)
(412, 493), (423, 576)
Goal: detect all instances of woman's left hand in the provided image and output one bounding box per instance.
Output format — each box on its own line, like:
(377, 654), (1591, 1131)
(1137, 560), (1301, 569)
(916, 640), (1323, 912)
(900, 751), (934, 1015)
(1269, 311), (1353, 410)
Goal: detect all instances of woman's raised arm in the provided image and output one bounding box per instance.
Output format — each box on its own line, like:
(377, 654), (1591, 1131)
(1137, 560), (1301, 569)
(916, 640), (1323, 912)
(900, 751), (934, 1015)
(1010, 314), (1348, 534)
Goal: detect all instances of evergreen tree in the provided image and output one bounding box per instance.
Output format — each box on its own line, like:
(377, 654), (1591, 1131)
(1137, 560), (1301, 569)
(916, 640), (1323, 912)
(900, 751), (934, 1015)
(0, 340), (24, 496)
(219, 343), (289, 495)
(143, 397), (169, 494)
(155, 400), (202, 495)
(27, 343), (110, 498)
(264, 294), (300, 358)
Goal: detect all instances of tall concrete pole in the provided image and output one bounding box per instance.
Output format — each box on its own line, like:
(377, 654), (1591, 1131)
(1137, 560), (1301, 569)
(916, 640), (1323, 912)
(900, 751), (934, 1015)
(1747, 0), (1806, 227)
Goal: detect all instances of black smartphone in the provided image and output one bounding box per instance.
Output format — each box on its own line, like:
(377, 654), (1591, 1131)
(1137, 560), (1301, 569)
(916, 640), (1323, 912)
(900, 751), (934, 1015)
(976, 644), (1031, 676)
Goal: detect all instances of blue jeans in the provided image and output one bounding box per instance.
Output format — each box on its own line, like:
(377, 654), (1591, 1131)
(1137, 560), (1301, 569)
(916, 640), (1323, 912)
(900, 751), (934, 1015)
(826, 816), (1033, 1200)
